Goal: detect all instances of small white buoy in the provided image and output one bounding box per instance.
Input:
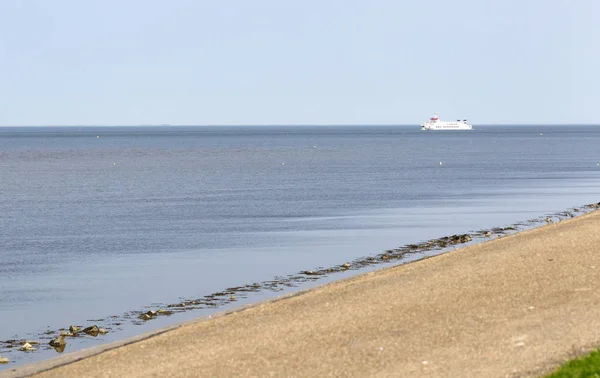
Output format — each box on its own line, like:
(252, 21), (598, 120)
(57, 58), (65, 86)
(439, 161), (443, 166)
(113, 162), (116, 166)
(282, 162), (285, 165)
(96, 135), (100, 139)
(539, 132), (542, 136)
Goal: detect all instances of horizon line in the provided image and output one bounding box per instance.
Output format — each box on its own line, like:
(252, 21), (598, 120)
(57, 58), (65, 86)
(1, 123), (600, 128)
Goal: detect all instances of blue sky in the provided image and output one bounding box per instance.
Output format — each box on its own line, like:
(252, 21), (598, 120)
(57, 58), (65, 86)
(0, 0), (598, 125)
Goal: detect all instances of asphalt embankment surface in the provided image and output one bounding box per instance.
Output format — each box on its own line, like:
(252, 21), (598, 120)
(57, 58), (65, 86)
(4, 210), (600, 378)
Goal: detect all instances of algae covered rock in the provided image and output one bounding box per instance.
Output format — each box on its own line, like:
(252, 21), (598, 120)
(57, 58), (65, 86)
(49, 335), (67, 348)
(82, 325), (100, 337)
(69, 325), (81, 334)
(20, 342), (35, 351)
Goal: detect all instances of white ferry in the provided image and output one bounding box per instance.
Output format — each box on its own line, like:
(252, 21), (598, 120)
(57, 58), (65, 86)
(421, 114), (472, 131)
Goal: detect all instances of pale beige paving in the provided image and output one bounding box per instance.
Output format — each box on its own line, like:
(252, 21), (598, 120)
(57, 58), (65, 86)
(4, 210), (600, 378)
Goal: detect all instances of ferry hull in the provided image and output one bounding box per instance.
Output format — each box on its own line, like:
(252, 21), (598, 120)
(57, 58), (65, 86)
(420, 124), (472, 131)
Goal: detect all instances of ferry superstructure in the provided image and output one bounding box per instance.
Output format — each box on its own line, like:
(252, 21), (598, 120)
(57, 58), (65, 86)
(420, 114), (472, 130)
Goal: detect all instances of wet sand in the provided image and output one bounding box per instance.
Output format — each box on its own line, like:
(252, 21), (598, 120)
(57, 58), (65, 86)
(4, 209), (600, 378)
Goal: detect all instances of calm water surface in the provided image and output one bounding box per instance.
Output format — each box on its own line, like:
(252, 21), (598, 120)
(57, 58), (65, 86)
(1, 125), (599, 367)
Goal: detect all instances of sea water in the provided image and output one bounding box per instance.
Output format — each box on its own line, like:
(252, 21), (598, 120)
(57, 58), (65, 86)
(1, 125), (599, 367)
